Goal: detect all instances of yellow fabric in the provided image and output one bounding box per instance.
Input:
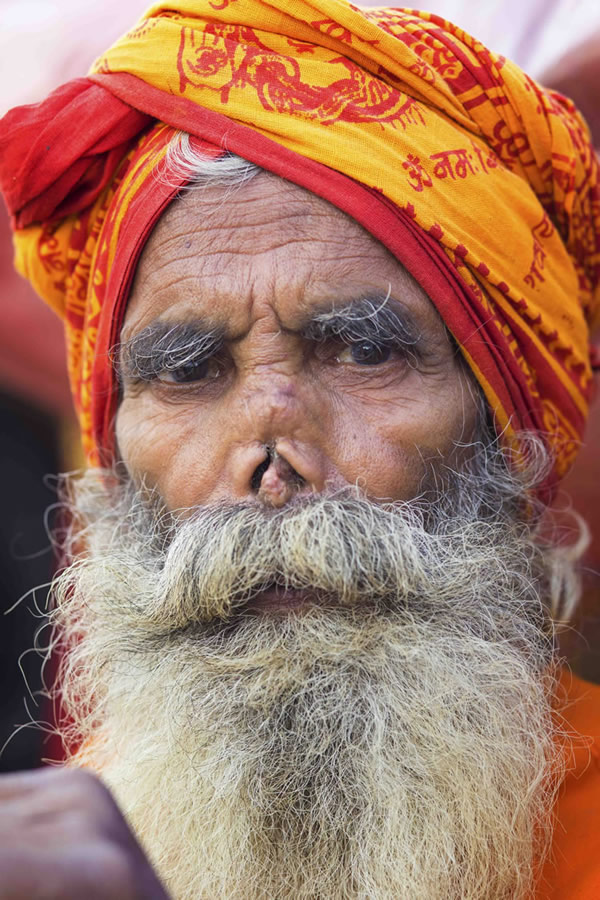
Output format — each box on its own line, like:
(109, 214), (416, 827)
(93, 0), (598, 343)
(8, 1), (600, 470)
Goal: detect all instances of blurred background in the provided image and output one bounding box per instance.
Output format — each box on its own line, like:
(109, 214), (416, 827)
(0, 0), (599, 771)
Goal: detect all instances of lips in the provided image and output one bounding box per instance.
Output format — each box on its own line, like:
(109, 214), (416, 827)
(242, 583), (330, 613)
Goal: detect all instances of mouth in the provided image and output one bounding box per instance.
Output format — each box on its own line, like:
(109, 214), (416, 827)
(242, 583), (331, 614)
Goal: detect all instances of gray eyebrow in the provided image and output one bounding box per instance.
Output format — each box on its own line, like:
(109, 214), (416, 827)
(115, 293), (429, 383)
(116, 320), (224, 383)
(302, 295), (425, 362)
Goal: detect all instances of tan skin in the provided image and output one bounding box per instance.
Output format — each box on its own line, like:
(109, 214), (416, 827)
(0, 173), (479, 899)
(116, 172), (479, 512)
(5, 25), (600, 896)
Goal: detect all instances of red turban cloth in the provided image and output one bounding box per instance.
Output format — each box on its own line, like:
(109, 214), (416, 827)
(1, 1), (599, 495)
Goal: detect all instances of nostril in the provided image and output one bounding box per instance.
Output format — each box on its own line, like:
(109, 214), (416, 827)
(286, 465), (306, 488)
(251, 456), (271, 492)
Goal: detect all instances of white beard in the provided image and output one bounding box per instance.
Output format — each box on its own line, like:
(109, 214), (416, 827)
(50, 465), (569, 899)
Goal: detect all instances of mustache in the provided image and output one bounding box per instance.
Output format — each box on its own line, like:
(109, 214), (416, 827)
(108, 488), (541, 633)
(51, 464), (561, 900)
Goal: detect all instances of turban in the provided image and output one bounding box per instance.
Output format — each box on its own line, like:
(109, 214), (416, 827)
(1, 1), (599, 495)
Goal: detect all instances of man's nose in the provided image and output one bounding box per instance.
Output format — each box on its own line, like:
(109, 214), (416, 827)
(250, 441), (322, 507)
(223, 372), (331, 505)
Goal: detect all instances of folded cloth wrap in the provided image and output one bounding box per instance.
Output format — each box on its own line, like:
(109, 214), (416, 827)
(0, 1), (598, 493)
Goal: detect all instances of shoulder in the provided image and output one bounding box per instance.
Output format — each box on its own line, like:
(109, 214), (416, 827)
(540, 669), (600, 899)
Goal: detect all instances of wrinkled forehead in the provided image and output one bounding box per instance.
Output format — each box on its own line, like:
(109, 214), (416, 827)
(122, 169), (448, 349)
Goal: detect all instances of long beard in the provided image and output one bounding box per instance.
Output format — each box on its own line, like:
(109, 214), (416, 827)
(50, 461), (568, 899)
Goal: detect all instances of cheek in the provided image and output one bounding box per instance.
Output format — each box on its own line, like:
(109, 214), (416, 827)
(330, 371), (478, 500)
(115, 397), (222, 509)
(115, 366), (479, 508)
(325, 415), (417, 500)
(331, 413), (436, 501)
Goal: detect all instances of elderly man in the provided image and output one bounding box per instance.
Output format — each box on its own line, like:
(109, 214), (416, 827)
(1, 2), (599, 898)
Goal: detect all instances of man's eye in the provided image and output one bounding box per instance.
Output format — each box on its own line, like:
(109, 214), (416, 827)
(158, 357), (221, 384)
(336, 341), (392, 366)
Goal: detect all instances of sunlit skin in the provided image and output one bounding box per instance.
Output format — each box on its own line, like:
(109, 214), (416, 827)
(116, 172), (480, 518)
(5, 32), (598, 900)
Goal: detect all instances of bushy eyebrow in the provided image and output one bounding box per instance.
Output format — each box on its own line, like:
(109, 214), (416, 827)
(302, 295), (425, 363)
(117, 321), (224, 383)
(116, 294), (428, 382)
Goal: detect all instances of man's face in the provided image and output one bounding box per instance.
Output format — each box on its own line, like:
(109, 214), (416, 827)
(116, 172), (479, 512)
(54, 169), (561, 900)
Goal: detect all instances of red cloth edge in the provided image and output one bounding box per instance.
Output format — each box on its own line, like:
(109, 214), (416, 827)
(87, 72), (552, 487)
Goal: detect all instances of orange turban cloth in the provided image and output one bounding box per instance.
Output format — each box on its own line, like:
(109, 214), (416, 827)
(1, 1), (599, 494)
